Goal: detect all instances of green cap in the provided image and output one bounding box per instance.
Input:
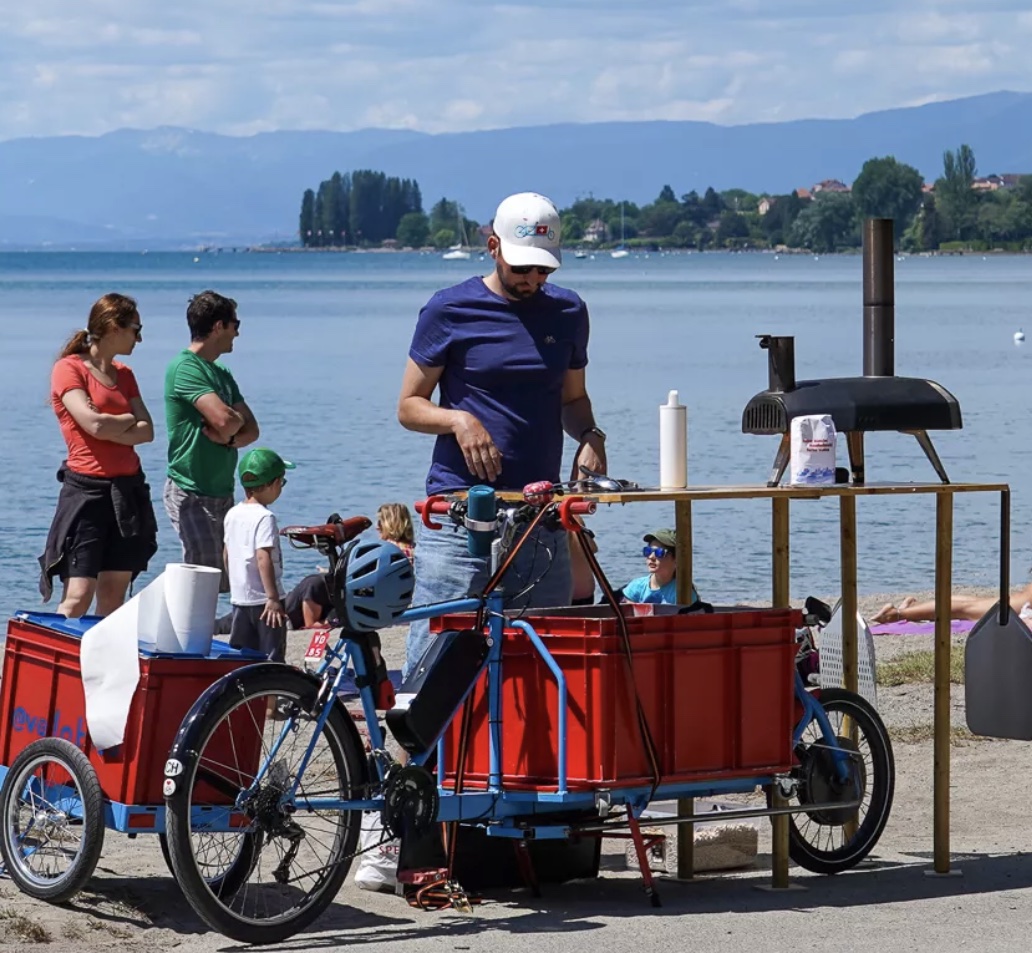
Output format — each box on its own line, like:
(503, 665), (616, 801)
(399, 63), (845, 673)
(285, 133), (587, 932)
(238, 447), (296, 488)
(644, 528), (676, 550)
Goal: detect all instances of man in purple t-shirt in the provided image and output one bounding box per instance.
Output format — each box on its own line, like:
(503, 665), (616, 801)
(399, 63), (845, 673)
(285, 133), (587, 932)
(397, 191), (607, 676)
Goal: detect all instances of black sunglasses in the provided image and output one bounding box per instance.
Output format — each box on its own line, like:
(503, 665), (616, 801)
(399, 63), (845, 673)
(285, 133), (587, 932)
(509, 264), (555, 276)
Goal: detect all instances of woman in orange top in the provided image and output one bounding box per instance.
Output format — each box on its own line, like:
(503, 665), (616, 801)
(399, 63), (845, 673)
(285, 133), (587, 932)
(39, 294), (158, 618)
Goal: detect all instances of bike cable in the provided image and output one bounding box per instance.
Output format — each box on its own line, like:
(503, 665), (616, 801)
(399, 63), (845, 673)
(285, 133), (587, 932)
(404, 695), (480, 914)
(415, 500), (554, 913)
(575, 524), (664, 800)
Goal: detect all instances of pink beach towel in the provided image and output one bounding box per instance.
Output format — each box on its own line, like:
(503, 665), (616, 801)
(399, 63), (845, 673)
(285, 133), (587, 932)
(868, 619), (975, 636)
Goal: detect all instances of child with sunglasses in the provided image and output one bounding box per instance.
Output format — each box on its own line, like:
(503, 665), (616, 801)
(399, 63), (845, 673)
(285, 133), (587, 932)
(621, 528), (698, 605)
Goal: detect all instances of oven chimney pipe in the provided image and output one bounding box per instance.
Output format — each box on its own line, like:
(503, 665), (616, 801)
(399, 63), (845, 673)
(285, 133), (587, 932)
(863, 218), (895, 377)
(758, 334), (796, 392)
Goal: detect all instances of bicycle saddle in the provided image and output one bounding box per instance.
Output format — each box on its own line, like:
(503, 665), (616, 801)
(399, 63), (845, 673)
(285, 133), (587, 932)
(280, 515), (372, 548)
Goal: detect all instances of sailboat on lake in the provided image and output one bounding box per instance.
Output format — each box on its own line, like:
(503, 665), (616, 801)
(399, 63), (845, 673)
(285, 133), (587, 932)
(611, 202), (630, 258)
(442, 207), (472, 260)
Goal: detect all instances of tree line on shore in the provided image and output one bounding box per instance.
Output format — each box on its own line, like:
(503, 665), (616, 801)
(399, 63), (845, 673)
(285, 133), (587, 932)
(297, 145), (1032, 254)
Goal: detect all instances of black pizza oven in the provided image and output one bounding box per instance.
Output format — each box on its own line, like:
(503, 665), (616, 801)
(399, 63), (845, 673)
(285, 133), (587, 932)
(742, 219), (962, 486)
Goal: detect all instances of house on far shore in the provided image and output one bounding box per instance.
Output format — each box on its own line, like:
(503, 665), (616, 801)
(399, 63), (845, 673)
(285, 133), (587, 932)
(972, 175), (1003, 192)
(758, 196), (774, 216)
(794, 187), (812, 200)
(583, 219), (608, 243)
(972, 173), (1026, 192)
(811, 179), (851, 194)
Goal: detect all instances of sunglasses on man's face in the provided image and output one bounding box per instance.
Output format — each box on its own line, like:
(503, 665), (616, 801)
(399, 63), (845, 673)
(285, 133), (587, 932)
(509, 264), (555, 276)
(643, 545), (671, 559)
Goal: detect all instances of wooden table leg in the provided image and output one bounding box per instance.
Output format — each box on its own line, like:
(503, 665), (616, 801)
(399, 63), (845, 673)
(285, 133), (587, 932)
(839, 496), (859, 695)
(933, 491), (954, 873)
(674, 500), (695, 879)
(771, 496), (790, 888)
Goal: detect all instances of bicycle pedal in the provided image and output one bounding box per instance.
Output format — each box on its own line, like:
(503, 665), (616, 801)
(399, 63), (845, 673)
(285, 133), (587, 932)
(446, 882), (474, 915)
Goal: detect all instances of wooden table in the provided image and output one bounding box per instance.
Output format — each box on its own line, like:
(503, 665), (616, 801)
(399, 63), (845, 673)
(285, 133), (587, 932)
(583, 481), (1009, 885)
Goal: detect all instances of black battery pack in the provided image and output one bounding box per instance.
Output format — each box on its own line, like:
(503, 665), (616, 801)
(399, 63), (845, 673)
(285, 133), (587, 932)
(385, 629), (489, 756)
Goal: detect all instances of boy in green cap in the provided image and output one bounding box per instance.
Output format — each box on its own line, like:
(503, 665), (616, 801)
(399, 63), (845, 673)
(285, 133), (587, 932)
(223, 447), (296, 661)
(620, 528), (699, 606)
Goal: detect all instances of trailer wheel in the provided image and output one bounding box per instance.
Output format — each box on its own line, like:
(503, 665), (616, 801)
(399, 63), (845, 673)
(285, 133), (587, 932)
(0, 738), (105, 902)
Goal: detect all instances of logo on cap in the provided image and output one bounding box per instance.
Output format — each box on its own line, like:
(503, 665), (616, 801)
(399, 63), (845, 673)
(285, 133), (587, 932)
(514, 223), (556, 240)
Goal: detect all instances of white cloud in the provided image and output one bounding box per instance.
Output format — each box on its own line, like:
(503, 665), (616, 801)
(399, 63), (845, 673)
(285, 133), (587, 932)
(0, 0), (1030, 140)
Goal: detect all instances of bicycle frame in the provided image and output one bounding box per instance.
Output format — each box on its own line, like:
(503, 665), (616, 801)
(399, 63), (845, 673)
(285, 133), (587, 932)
(254, 587), (855, 829)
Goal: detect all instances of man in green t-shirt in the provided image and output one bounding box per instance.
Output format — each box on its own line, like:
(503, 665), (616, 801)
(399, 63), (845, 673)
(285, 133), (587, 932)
(164, 290), (260, 590)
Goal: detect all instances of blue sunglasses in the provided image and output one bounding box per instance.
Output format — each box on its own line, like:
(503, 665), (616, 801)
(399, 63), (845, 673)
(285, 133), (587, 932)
(642, 545), (670, 559)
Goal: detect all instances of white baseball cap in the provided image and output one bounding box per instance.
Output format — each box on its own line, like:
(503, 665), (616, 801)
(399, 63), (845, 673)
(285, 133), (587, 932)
(492, 192), (562, 269)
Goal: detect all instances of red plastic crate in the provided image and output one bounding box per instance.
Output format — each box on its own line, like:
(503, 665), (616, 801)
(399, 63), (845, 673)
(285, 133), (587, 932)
(0, 614), (262, 807)
(434, 607), (801, 791)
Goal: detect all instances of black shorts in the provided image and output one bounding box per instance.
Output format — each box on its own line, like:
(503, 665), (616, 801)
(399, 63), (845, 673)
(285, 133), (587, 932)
(229, 604), (288, 662)
(61, 487), (154, 580)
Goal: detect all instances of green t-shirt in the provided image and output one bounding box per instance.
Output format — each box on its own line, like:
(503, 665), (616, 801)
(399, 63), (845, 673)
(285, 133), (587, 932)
(165, 350), (244, 498)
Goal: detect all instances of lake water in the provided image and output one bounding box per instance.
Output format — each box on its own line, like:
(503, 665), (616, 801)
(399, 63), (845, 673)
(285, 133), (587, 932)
(2, 249), (1030, 623)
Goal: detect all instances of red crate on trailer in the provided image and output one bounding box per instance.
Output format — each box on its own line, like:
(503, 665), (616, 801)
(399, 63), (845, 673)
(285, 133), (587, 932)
(434, 606), (801, 791)
(0, 613), (264, 813)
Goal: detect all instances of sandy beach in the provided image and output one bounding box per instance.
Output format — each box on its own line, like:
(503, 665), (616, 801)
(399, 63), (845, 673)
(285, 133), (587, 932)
(1, 588), (1030, 952)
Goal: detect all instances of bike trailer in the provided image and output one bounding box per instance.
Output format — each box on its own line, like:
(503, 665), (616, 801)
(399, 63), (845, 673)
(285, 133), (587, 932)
(0, 612), (263, 817)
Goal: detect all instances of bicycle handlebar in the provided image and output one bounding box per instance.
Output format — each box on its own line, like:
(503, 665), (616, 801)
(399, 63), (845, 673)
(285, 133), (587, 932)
(414, 495), (596, 533)
(415, 498), (595, 516)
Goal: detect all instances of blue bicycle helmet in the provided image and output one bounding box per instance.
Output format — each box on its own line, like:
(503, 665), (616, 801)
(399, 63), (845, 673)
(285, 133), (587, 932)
(337, 539), (414, 632)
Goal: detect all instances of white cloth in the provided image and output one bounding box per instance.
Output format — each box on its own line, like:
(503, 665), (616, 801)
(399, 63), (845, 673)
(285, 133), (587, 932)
(224, 501), (284, 605)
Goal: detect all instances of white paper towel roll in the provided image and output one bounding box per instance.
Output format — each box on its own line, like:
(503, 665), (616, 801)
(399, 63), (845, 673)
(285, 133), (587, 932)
(659, 390), (688, 489)
(80, 588), (144, 750)
(158, 563), (222, 655)
(136, 572), (173, 650)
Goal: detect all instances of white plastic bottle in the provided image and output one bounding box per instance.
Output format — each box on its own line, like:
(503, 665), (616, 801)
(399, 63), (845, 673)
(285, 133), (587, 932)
(660, 390), (688, 488)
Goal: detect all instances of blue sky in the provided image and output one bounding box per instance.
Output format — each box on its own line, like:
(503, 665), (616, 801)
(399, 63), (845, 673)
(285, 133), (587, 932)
(2, 0), (1030, 141)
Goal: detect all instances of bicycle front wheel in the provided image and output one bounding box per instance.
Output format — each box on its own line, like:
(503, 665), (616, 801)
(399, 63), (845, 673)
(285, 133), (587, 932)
(164, 666), (367, 944)
(773, 687), (895, 874)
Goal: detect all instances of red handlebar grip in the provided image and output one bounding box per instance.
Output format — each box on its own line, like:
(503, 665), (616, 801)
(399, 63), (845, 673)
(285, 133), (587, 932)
(416, 495), (447, 530)
(559, 496), (596, 531)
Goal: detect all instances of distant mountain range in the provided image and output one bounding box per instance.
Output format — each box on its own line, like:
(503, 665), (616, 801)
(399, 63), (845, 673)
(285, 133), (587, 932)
(3, 91), (1032, 249)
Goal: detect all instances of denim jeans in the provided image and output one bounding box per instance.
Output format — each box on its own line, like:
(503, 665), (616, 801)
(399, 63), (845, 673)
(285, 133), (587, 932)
(403, 520), (571, 678)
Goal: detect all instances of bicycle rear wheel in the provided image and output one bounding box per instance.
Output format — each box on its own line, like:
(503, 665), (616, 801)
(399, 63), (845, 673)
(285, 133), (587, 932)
(164, 666), (367, 944)
(158, 829), (257, 897)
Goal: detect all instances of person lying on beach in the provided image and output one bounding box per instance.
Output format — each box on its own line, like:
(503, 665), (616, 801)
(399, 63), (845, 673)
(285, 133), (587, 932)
(871, 580), (1032, 624)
